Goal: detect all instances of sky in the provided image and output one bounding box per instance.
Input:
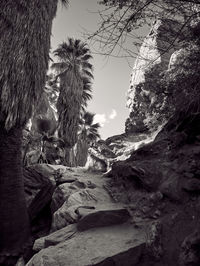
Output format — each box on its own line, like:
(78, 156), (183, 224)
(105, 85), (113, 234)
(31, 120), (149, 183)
(51, 0), (137, 140)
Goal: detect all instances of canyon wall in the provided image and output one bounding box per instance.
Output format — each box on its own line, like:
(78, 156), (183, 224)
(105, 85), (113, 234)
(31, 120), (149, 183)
(126, 19), (182, 134)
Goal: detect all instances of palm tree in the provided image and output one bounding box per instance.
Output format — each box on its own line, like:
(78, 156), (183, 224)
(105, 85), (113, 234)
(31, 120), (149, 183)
(74, 111), (101, 166)
(81, 111), (101, 143)
(81, 76), (93, 113)
(52, 38), (93, 149)
(0, 1), (68, 264)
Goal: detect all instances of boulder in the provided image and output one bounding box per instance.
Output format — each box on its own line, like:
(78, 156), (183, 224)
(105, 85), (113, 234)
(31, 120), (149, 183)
(33, 224), (77, 251)
(23, 164), (56, 239)
(50, 183), (79, 214)
(77, 208), (131, 231)
(51, 169), (98, 214)
(27, 223), (146, 266)
(95, 140), (116, 158)
(53, 167), (79, 185)
(159, 172), (182, 201)
(51, 204), (80, 232)
(111, 161), (161, 192)
(23, 165), (55, 221)
(51, 187), (112, 231)
(67, 188), (112, 207)
(85, 150), (108, 172)
(182, 179), (200, 193)
(179, 230), (200, 266)
(28, 163), (56, 185)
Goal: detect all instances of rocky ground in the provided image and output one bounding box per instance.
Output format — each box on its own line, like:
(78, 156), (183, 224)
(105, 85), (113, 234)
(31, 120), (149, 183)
(22, 166), (152, 265)
(18, 111), (200, 266)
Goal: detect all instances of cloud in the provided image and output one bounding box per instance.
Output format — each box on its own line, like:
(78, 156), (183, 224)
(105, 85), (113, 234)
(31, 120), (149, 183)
(93, 113), (107, 127)
(109, 109), (117, 119)
(93, 109), (117, 127)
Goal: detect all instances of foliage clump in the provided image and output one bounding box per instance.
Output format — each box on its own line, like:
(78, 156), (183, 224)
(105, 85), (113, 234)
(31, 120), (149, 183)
(52, 38), (94, 148)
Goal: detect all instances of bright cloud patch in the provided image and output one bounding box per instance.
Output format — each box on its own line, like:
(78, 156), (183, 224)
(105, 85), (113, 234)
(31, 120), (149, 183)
(94, 110), (117, 127)
(109, 109), (117, 119)
(94, 113), (107, 127)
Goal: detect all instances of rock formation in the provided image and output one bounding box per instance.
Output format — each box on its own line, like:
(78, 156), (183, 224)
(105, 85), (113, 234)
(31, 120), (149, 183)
(24, 166), (150, 265)
(84, 127), (161, 173)
(107, 108), (200, 265)
(24, 108), (200, 265)
(23, 164), (56, 239)
(126, 19), (182, 134)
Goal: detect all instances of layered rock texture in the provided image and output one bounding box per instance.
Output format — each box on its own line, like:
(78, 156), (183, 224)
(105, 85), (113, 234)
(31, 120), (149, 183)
(126, 19), (182, 134)
(85, 127), (161, 173)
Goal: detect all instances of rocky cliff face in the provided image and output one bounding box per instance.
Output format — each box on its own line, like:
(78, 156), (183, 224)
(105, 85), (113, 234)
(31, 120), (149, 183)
(85, 128), (162, 173)
(108, 108), (200, 266)
(126, 19), (182, 134)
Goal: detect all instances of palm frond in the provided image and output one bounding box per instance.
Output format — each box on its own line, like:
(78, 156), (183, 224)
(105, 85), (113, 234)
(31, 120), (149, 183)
(82, 62), (93, 70)
(82, 76), (92, 85)
(60, 0), (69, 7)
(0, 1), (58, 130)
(83, 111), (95, 125)
(82, 92), (92, 103)
(91, 123), (101, 129)
(51, 62), (68, 73)
(82, 70), (94, 79)
(82, 54), (93, 61)
(78, 111), (101, 143)
(87, 132), (100, 141)
(74, 39), (81, 48)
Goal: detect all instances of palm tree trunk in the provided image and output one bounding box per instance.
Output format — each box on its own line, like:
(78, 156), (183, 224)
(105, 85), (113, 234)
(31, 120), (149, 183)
(0, 124), (30, 264)
(23, 139), (31, 167)
(76, 136), (89, 166)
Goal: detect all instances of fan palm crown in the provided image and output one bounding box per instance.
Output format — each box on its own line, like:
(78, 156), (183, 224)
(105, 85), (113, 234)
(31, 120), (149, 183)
(80, 111), (101, 143)
(52, 38), (93, 147)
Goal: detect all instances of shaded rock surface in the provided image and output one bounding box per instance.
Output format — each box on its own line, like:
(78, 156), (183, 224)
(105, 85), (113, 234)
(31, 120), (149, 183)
(77, 208), (131, 231)
(23, 164), (56, 238)
(179, 230), (200, 266)
(50, 168), (117, 232)
(27, 223), (146, 266)
(107, 110), (200, 266)
(33, 224), (77, 252)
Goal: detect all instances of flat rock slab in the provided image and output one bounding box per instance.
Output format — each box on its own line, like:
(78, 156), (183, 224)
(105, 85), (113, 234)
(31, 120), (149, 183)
(77, 208), (131, 231)
(27, 223), (146, 266)
(33, 224), (77, 251)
